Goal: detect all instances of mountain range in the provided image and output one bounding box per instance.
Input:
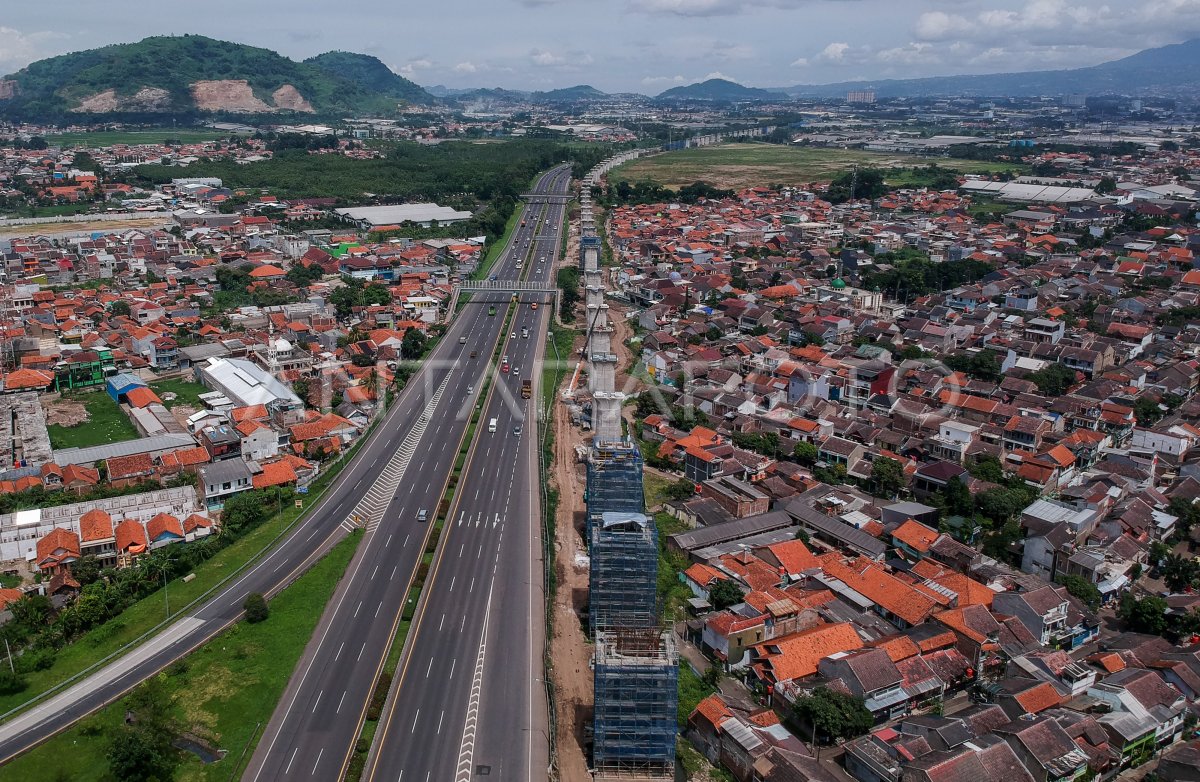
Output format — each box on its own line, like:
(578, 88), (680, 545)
(1, 35), (1198, 120)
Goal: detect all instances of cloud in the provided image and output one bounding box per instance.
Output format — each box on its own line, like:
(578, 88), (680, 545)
(789, 57), (809, 67)
(627, 0), (855, 17)
(530, 49), (566, 66)
(397, 58), (433, 76)
(914, 11), (972, 41)
(0, 27), (70, 74)
(641, 74), (686, 86)
(817, 42), (850, 62)
(700, 70), (733, 81)
(876, 42), (937, 65)
(452, 61), (480, 74)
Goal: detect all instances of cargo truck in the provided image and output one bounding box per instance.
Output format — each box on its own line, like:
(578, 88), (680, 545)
(521, 378), (532, 398)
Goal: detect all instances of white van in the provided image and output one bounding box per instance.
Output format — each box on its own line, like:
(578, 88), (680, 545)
(488, 418), (498, 433)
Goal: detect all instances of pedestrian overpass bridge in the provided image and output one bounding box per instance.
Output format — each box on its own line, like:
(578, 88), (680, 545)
(445, 279), (559, 322)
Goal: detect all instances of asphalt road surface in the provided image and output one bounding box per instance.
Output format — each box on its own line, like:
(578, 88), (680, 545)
(242, 165), (572, 781)
(362, 180), (568, 782)
(0, 165), (572, 773)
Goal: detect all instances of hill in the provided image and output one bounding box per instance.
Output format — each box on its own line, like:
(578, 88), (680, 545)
(534, 85), (607, 102)
(303, 51), (432, 103)
(786, 38), (1200, 98)
(0, 35), (406, 120)
(657, 78), (779, 102)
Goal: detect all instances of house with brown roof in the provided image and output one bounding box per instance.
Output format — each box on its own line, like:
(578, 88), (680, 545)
(146, 513), (184, 548)
(105, 453), (156, 488)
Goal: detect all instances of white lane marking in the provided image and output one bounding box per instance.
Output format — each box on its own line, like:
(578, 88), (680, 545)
(336, 691), (346, 714)
(449, 658), (456, 681)
(312, 747), (323, 776)
(439, 613), (445, 631)
(358, 643), (367, 661)
(285, 748), (298, 775)
(375, 602), (383, 618)
(427, 658), (434, 678)
(449, 576), (455, 593)
(311, 690), (322, 714)
(371, 565), (379, 580)
(354, 601), (362, 618)
(334, 642), (344, 661)
(454, 580), (496, 782)
(386, 534), (393, 547)
(391, 566), (398, 581)
(411, 708), (420, 734)
(437, 710), (445, 735)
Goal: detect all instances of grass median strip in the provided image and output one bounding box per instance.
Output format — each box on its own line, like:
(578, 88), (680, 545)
(345, 202), (548, 782)
(1, 529), (363, 782)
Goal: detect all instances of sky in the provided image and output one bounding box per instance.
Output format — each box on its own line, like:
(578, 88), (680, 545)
(3, 0), (1200, 94)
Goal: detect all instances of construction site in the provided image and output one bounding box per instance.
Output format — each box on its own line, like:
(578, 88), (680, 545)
(541, 150), (680, 781)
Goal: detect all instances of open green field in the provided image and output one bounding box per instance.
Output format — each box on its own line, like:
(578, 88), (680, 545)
(46, 392), (139, 449)
(2, 530), (362, 782)
(46, 129), (232, 148)
(150, 378), (209, 409)
(613, 143), (1022, 190)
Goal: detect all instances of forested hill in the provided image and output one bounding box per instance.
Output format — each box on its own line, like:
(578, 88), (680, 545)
(303, 51), (432, 103)
(0, 35), (417, 120)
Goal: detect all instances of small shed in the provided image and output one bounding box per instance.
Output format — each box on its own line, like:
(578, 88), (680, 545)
(106, 373), (146, 403)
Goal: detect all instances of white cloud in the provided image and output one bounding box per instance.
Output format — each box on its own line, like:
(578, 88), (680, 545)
(627, 0), (855, 17)
(914, 11), (972, 42)
(876, 42), (937, 65)
(530, 49), (566, 66)
(397, 58), (433, 76)
(700, 70), (733, 81)
(0, 27), (70, 75)
(817, 42), (850, 62)
(790, 56), (809, 67)
(452, 61), (479, 74)
(641, 74), (686, 86)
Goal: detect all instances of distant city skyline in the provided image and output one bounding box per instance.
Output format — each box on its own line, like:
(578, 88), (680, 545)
(3, 0), (1200, 94)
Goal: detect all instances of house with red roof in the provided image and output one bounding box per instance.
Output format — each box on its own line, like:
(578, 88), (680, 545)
(36, 527), (81, 574)
(114, 519), (149, 566)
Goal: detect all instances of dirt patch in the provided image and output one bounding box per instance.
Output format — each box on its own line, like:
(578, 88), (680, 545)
(169, 403), (200, 431)
(0, 217), (169, 239)
(190, 80), (272, 113)
(271, 84), (315, 113)
(43, 396), (88, 428)
(70, 86), (171, 113)
(72, 89), (120, 113)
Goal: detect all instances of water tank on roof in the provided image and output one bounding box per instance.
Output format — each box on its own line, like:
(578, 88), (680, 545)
(668, 271), (682, 282)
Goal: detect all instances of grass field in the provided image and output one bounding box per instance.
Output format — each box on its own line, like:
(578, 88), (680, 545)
(150, 378), (209, 409)
(46, 129), (232, 148)
(612, 143), (1022, 190)
(2, 530), (362, 782)
(46, 392), (139, 449)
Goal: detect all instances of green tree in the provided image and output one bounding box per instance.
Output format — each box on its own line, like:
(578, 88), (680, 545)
(220, 491), (268, 534)
(793, 441), (818, 465)
(400, 327), (427, 360)
(664, 479), (697, 501)
(109, 300), (132, 317)
(0, 669), (27, 696)
(1027, 364), (1077, 396)
(1161, 553), (1200, 593)
(70, 554), (103, 586)
(975, 487), (1029, 522)
(708, 579), (746, 610)
(1168, 497), (1200, 539)
(1133, 397), (1164, 426)
(942, 477), (973, 516)
(106, 726), (177, 782)
(870, 457), (904, 499)
(967, 454), (1004, 483)
(1058, 574), (1102, 611)
(826, 168), (888, 203)
(243, 592), (270, 623)
(792, 689), (874, 743)
(1118, 593), (1168, 635)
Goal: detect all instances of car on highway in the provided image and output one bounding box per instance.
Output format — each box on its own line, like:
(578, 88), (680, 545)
(531, 302), (538, 310)
(513, 365), (520, 375)
(488, 306), (496, 316)
(513, 425), (522, 437)
(416, 508), (428, 522)
(467, 385), (474, 395)
(459, 336), (467, 344)
(488, 417), (498, 433)
(521, 328), (528, 338)
(511, 331), (516, 339)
